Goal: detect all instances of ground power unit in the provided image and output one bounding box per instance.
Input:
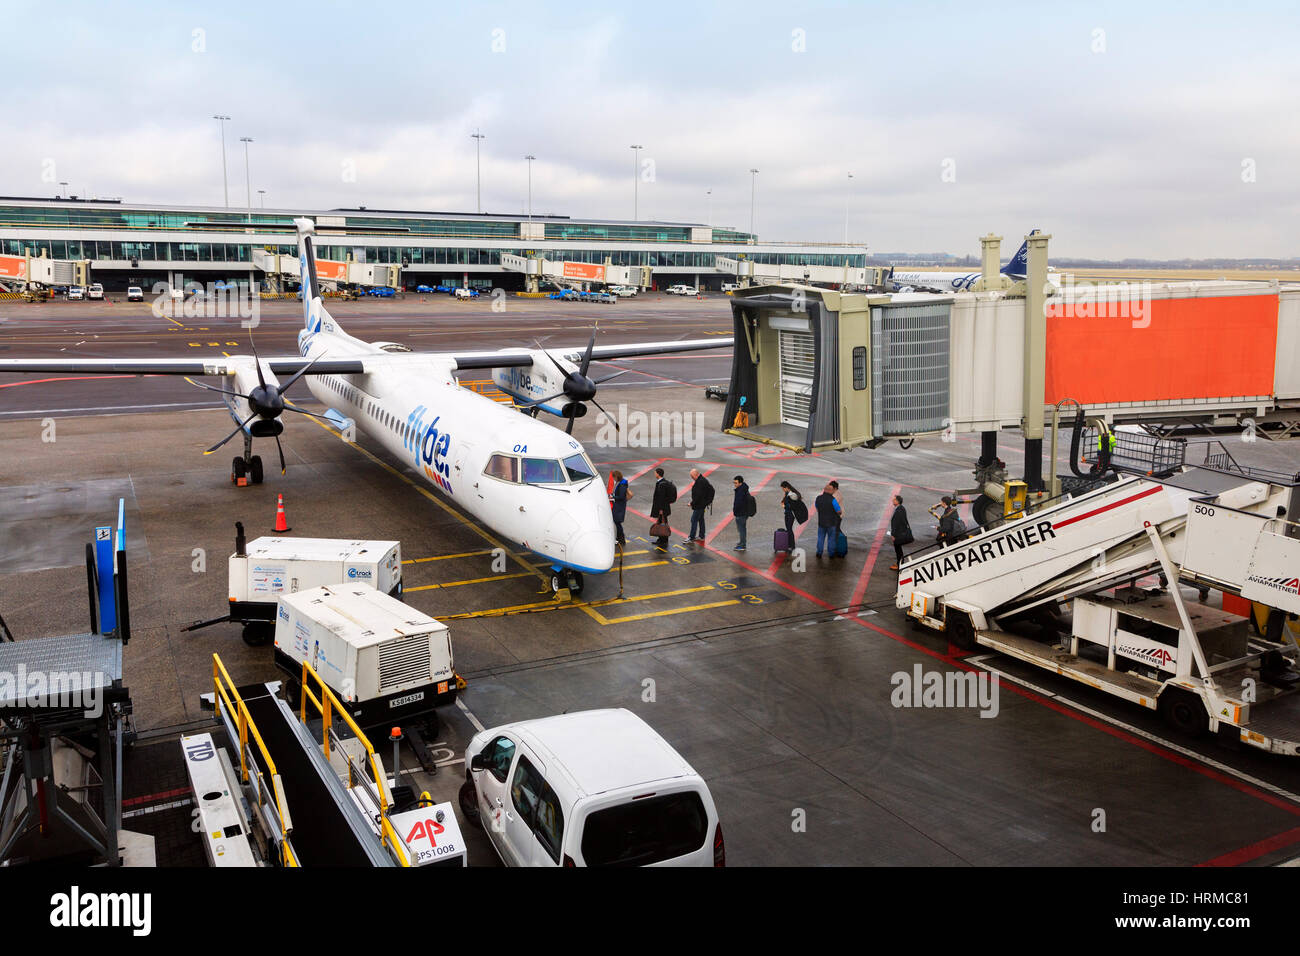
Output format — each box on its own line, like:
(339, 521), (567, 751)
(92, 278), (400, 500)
(273, 584), (461, 728)
(225, 523), (401, 645)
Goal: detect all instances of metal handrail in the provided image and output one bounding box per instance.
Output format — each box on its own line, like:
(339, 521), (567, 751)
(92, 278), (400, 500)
(901, 487), (1080, 565)
(297, 661), (410, 867)
(211, 654), (298, 867)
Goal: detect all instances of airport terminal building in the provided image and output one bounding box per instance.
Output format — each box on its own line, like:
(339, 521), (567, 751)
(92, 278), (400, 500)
(0, 196), (867, 293)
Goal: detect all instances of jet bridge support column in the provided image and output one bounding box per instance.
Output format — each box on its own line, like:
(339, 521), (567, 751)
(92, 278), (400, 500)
(1021, 232), (1052, 492)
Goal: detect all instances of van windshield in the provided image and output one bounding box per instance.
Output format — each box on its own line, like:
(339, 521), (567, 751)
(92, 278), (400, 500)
(580, 791), (708, 866)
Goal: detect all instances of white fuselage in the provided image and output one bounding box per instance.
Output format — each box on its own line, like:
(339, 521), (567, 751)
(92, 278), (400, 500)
(293, 321), (616, 575)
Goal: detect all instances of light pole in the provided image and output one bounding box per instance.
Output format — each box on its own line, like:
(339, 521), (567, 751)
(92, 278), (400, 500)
(239, 137), (253, 224)
(525, 154), (535, 221)
(630, 145), (643, 220)
(213, 115), (231, 207)
(258, 189), (266, 209)
(749, 168), (759, 239)
(844, 172), (853, 245)
(471, 130), (485, 213)
(59, 181), (68, 199)
(706, 189), (712, 227)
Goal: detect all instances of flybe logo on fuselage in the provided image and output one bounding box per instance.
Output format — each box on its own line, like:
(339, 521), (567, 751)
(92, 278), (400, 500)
(407, 404), (453, 494)
(909, 519), (1058, 585)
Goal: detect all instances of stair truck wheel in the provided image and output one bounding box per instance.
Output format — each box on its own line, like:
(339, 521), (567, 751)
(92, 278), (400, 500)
(1158, 688), (1209, 737)
(946, 610), (977, 651)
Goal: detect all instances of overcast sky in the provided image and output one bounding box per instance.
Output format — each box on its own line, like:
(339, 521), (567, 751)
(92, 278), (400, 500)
(3, 1), (1297, 259)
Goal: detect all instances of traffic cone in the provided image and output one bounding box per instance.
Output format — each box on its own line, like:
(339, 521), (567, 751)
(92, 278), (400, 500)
(273, 494), (291, 533)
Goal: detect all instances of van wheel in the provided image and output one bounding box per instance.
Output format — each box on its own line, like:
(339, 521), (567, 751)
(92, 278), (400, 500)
(947, 611), (977, 651)
(459, 782), (483, 829)
(1159, 689), (1208, 737)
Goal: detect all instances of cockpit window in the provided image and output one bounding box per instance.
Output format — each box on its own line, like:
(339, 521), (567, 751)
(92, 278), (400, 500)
(485, 454), (518, 482)
(562, 454), (597, 483)
(522, 458), (566, 484)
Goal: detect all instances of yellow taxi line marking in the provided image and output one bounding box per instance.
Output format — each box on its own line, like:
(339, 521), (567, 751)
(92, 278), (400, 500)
(452, 585), (717, 622)
(596, 599), (741, 625)
(403, 549), (496, 564)
(405, 571), (536, 591)
(578, 585), (720, 625)
(291, 402), (549, 585)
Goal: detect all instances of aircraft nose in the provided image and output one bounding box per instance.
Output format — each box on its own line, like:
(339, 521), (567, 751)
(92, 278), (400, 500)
(572, 530), (615, 573)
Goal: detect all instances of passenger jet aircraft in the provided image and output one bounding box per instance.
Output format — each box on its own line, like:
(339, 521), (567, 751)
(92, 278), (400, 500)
(0, 218), (734, 594)
(888, 230), (1059, 293)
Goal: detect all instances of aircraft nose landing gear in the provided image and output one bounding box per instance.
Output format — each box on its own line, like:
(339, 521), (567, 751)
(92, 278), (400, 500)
(550, 567), (584, 597)
(231, 434), (265, 485)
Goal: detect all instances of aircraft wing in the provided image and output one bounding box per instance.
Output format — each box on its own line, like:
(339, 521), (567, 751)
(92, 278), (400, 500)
(448, 337), (733, 371)
(0, 357), (366, 375)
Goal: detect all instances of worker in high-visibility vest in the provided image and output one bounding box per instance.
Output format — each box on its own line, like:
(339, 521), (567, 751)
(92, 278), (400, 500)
(1098, 426), (1117, 473)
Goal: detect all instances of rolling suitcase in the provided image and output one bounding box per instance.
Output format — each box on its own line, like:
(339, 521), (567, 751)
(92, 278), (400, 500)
(833, 528), (848, 558)
(774, 529), (792, 552)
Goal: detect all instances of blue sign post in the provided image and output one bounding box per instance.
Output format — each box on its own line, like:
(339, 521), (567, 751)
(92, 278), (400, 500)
(95, 526), (116, 636)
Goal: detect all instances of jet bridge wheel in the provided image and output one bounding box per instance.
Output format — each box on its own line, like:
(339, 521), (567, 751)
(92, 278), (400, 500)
(1158, 688), (1209, 737)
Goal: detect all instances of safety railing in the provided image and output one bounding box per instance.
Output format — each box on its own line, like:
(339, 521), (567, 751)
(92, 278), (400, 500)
(900, 487), (1079, 565)
(1080, 426), (1186, 476)
(211, 654), (298, 867)
(297, 661), (410, 867)
(1197, 440), (1300, 485)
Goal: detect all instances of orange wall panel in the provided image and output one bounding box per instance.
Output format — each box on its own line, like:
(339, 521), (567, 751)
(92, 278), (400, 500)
(1045, 294), (1278, 404)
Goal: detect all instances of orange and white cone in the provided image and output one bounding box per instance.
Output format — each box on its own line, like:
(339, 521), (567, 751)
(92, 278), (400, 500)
(273, 494), (291, 533)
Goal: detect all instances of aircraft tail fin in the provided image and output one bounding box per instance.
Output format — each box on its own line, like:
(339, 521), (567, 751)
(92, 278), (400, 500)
(293, 217), (338, 334)
(1000, 229), (1038, 276)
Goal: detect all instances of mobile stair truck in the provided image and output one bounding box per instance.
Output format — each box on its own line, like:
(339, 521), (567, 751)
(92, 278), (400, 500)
(897, 466), (1300, 754)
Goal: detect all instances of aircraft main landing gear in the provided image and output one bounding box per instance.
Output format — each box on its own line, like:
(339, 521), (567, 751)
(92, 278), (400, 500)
(550, 567), (584, 596)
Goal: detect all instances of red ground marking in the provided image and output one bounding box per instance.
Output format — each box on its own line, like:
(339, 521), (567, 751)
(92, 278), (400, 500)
(1196, 826), (1300, 867)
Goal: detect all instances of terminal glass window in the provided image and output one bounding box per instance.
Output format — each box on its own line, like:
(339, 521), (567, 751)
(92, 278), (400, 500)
(522, 458), (566, 484)
(852, 347), (867, 391)
(485, 454), (518, 483)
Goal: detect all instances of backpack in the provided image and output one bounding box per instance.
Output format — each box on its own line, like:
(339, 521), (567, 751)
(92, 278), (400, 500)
(791, 497), (809, 524)
(664, 480), (678, 503)
(949, 517), (966, 539)
(745, 493), (757, 517)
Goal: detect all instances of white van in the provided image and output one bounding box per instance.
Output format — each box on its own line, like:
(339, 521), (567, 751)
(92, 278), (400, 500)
(87, 283), (104, 300)
(462, 708), (723, 867)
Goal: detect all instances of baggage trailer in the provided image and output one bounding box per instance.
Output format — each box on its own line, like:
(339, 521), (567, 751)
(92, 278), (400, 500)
(187, 522), (402, 645)
(273, 584), (461, 731)
(897, 467), (1300, 755)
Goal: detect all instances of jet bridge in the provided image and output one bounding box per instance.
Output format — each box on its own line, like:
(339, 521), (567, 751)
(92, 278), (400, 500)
(723, 231), (1300, 495)
(897, 466), (1300, 754)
